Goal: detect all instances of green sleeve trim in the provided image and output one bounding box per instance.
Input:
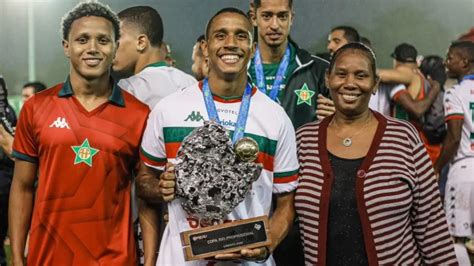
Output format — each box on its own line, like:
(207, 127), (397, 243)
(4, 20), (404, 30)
(140, 147), (167, 162)
(446, 112), (464, 117)
(12, 150), (38, 163)
(274, 169), (299, 178)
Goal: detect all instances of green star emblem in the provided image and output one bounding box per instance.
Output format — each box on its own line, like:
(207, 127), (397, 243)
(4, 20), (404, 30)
(71, 139), (99, 167)
(294, 83), (315, 106)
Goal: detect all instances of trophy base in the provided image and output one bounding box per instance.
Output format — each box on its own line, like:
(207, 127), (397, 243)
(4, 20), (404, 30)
(181, 215), (271, 261)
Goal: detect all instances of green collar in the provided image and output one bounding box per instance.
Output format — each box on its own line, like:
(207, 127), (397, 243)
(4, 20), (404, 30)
(58, 76), (125, 107)
(144, 61), (168, 69)
(215, 94), (243, 100)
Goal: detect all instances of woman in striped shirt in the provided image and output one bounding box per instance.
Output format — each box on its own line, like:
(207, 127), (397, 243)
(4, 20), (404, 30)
(295, 42), (457, 265)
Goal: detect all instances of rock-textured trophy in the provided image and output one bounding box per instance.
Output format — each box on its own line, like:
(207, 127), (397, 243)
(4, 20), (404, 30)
(175, 121), (271, 261)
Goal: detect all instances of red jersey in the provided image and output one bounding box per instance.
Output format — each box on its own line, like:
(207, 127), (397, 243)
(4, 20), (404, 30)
(12, 79), (149, 265)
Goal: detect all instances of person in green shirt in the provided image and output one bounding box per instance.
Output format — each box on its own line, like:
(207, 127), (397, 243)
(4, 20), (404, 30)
(248, 0), (334, 130)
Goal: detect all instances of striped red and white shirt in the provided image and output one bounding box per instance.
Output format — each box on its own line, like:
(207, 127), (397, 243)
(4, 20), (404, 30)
(295, 111), (457, 265)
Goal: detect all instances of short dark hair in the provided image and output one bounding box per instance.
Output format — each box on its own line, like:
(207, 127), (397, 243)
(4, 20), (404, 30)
(61, 1), (120, 41)
(23, 82), (47, 94)
(118, 6), (164, 47)
(254, 0), (293, 9)
(205, 8), (252, 40)
(450, 40), (474, 63)
(390, 43), (417, 63)
(331, 26), (360, 43)
(196, 34), (205, 43)
(195, 34), (205, 57)
(419, 55), (447, 88)
(329, 42), (377, 78)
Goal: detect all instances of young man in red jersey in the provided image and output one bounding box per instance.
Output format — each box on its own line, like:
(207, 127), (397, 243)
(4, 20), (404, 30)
(9, 2), (149, 265)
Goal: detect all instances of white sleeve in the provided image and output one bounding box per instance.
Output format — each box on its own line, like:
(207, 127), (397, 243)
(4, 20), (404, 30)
(172, 71), (197, 91)
(118, 78), (136, 96)
(389, 84), (407, 100)
(443, 86), (464, 120)
(140, 106), (167, 170)
(182, 73), (198, 89)
(272, 111), (299, 194)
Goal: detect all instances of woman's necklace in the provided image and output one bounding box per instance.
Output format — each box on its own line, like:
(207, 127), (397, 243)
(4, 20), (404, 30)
(330, 114), (372, 147)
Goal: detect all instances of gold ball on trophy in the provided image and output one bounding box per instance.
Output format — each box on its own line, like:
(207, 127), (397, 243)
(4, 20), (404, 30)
(234, 137), (259, 162)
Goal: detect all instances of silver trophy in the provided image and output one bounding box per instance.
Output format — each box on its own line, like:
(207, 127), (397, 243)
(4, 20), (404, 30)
(174, 120), (262, 222)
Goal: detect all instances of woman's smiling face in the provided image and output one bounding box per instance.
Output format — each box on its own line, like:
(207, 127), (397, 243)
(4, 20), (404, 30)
(326, 49), (378, 117)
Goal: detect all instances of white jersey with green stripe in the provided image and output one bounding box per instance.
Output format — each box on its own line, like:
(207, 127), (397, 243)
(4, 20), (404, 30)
(443, 79), (474, 162)
(140, 82), (298, 266)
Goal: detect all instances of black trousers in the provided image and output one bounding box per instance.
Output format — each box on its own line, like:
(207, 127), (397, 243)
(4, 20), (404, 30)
(273, 218), (305, 266)
(0, 188), (9, 266)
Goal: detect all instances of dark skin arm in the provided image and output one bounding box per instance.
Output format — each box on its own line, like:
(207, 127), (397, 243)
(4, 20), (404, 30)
(9, 160), (37, 266)
(394, 78), (441, 119)
(136, 162), (175, 203)
(136, 162), (174, 266)
(267, 192), (295, 252)
(138, 198), (160, 266)
(434, 119), (463, 174)
(270, 192), (295, 252)
(378, 68), (413, 84)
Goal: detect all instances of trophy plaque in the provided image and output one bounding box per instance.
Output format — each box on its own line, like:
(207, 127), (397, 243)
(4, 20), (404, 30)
(175, 121), (271, 261)
(181, 216), (271, 261)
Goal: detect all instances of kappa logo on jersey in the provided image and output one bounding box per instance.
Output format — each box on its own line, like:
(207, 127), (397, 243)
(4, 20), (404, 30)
(184, 111), (204, 122)
(71, 138), (99, 167)
(49, 117), (70, 129)
(294, 83), (315, 106)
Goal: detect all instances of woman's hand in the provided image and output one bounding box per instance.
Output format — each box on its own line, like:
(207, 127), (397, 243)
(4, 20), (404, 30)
(316, 94), (336, 120)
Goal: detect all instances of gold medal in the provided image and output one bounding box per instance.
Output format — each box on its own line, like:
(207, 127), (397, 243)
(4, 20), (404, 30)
(234, 137), (259, 162)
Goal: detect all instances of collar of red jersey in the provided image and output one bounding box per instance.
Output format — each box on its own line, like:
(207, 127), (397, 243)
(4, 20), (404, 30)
(58, 76), (125, 107)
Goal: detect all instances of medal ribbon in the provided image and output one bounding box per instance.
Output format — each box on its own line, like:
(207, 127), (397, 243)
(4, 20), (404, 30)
(202, 78), (253, 144)
(253, 46), (290, 101)
(462, 74), (474, 81)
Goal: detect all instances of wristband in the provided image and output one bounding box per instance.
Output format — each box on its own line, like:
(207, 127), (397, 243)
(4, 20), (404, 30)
(255, 246), (270, 264)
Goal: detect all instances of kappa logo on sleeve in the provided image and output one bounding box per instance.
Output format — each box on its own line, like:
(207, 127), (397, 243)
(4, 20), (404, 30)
(49, 117), (70, 129)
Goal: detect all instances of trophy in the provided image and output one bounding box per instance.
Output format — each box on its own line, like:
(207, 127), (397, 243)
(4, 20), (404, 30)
(175, 120), (271, 261)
